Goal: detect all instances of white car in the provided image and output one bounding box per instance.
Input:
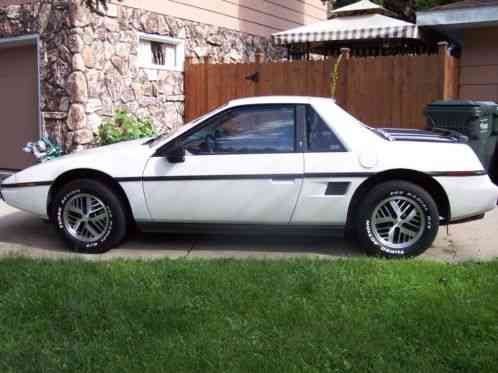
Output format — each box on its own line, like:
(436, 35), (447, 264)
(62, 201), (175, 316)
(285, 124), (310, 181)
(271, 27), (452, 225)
(1, 97), (497, 257)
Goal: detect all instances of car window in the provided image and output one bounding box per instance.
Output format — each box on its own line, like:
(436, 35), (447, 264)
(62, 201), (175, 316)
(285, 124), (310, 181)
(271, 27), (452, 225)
(306, 106), (345, 152)
(182, 105), (296, 155)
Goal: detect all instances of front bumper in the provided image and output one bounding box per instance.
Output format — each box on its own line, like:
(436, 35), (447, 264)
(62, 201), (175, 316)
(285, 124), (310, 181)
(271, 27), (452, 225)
(0, 173), (14, 201)
(0, 173), (16, 202)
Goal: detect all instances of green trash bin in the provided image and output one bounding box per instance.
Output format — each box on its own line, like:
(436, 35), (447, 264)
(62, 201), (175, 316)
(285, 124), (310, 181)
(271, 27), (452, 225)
(425, 100), (498, 173)
(489, 106), (498, 183)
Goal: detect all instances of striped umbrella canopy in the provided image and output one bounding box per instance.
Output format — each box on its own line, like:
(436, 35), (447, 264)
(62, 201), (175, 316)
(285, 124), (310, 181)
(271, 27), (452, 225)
(272, 1), (419, 45)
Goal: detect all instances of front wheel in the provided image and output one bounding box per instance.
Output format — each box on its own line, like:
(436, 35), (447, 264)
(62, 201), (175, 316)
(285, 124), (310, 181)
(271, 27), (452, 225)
(52, 179), (128, 254)
(355, 181), (439, 258)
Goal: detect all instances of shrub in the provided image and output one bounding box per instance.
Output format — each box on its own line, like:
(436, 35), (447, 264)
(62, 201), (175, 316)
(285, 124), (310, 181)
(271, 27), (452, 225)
(97, 109), (157, 145)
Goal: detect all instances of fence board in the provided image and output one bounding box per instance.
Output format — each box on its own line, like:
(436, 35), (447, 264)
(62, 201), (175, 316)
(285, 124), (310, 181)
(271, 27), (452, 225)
(391, 55), (402, 128)
(184, 50), (459, 131)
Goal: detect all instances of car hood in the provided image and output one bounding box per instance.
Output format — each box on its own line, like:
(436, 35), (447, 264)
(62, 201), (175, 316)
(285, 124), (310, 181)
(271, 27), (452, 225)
(10, 139), (154, 184)
(59, 139), (151, 160)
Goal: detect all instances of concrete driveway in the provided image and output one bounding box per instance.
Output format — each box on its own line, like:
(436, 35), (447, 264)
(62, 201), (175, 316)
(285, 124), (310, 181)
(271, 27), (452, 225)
(0, 201), (496, 262)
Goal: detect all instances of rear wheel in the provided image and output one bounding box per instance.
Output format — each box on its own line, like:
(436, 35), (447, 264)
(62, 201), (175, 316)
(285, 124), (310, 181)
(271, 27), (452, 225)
(52, 179), (128, 253)
(355, 181), (439, 258)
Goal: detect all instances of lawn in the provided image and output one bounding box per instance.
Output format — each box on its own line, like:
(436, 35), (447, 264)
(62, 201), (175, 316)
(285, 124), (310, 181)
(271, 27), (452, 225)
(0, 258), (497, 373)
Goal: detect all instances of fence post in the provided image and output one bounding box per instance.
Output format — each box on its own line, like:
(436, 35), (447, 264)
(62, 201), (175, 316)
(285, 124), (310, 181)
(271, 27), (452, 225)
(183, 56), (194, 122)
(205, 54), (215, 64)
(438, 41), (459, 100)
(255, 49), (265, 64)
(201, 54), (211, 115)
(185, 55), (194, 68)
(255, 49), (265, 96)
(334, 47), (350, 108)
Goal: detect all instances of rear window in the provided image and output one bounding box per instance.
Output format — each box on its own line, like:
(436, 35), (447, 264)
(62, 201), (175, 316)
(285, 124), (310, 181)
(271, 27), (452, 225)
(306, 106), (346, 152)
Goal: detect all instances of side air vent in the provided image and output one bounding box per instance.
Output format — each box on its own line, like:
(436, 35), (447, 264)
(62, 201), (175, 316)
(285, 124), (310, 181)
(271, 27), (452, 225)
(325, 182), (350, 196)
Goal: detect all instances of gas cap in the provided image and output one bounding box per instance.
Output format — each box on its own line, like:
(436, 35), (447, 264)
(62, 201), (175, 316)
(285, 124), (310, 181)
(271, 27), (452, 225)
(359, 150), (379, 169)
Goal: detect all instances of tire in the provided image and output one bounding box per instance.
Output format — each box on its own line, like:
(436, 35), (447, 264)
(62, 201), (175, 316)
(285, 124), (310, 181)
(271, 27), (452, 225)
(355, 181), (439, 258)
(51, 179), (128, 254)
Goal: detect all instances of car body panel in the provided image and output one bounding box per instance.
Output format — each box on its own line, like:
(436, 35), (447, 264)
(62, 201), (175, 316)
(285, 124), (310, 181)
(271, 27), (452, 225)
(376, 141), (485, 174)
(142, 153), (304, 223)
(2, 139), (153, 219)
(1, 184), (50, 218)
(294, 152), (364, 224)
(435, 175), (498, 220)
(1, 96), (497, 228)
(12, 139), (153, 182)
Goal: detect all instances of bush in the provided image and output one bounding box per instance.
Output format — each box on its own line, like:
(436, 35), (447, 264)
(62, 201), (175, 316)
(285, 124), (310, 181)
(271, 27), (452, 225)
(97, 109), (157, 145)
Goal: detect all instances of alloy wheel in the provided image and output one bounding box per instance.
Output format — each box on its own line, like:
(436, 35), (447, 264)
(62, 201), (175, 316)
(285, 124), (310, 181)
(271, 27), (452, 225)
(371, 196), (425, 250)
(62, 193), (110, 243)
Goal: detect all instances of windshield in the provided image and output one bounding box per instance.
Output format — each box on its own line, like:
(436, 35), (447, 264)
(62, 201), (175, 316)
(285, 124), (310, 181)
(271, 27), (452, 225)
(145, 104), (228, 147)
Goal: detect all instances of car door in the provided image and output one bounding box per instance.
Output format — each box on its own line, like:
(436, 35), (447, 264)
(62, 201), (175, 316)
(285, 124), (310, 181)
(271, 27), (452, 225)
(292, 104), (360, 225)
(143, 104), (304, 224)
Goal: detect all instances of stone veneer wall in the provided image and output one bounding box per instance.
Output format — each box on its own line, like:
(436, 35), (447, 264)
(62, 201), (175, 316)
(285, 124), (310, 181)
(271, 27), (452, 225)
(0, 0), (284, 153)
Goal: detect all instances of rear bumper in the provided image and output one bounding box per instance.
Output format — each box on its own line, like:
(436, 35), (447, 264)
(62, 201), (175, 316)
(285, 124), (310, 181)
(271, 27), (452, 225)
(447, 214), (485, 225)
(436, 175), (498, 222)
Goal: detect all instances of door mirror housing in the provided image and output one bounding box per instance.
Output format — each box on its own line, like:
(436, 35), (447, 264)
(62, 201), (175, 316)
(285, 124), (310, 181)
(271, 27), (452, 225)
(165, 145), (186, 163)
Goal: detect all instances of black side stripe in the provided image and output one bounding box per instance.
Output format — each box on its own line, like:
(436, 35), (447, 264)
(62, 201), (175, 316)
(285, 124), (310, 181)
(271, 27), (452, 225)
(133, 174), (302, 181)
(115, 171), (486, 183)
(1, 181), (52, 189)
(305, 172), (375, 178)
(115, 173), (375, 183)
(1, 170), (487, 189)
(428, 170), (487, 177)
(115, 177), (142, 182)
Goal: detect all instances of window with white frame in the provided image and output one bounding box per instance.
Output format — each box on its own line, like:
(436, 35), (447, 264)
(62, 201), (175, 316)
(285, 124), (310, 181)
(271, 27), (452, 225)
(138, 33), (185, 72)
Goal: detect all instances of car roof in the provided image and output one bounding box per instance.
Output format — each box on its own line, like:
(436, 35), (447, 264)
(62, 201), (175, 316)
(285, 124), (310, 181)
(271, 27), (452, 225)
(227, 96), (335, 107)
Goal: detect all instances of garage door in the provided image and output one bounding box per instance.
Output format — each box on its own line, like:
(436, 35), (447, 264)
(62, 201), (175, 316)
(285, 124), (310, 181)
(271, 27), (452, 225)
(0, 44), (38, 170)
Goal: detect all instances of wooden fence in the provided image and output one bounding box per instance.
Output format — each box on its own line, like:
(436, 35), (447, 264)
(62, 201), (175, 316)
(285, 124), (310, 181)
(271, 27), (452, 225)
(184, 42), (459, 129)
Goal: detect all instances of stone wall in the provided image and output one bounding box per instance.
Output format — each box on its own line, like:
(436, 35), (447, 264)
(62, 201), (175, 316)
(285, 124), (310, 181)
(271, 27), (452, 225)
(76, 2), (284, 145)
(0, 0), (284, 153)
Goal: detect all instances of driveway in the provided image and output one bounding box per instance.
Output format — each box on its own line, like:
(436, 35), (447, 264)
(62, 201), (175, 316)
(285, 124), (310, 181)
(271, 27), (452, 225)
(0, 201), (496, 262)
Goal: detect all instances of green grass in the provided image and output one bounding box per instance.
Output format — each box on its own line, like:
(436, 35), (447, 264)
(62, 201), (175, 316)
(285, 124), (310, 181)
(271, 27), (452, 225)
(0, 258), (497, 373)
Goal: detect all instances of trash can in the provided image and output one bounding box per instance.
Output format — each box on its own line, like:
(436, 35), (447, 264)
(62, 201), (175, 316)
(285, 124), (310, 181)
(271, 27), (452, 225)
(425, 100), (498, 173)
(489, 106), (498, 183)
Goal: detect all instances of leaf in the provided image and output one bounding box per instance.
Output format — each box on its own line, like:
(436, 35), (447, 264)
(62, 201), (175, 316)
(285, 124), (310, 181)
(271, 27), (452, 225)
(95, 109), (158, 145)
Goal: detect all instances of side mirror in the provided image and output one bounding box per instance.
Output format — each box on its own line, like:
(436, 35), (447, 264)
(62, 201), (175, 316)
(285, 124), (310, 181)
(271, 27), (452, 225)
(166, 145), (186, 163)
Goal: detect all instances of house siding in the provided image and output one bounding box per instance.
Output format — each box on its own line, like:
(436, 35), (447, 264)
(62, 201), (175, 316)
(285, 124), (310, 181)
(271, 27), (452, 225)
(118, 0), (327, 37)
(460, 26), (498, 102)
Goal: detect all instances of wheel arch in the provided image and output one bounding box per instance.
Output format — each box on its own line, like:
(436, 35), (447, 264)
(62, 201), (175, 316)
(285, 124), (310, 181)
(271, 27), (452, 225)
(47, 169), (135, 224)
(347, 169), (451, 229)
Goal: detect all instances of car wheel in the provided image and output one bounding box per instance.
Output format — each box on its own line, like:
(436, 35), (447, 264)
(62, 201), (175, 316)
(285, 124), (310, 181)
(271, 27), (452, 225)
(355, 181), (439, 258)
(52, 179), (128, 254)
